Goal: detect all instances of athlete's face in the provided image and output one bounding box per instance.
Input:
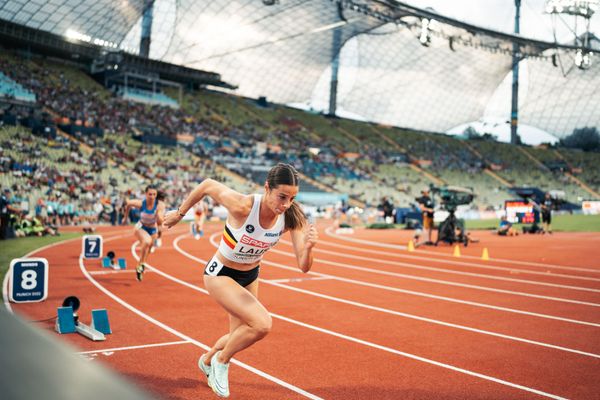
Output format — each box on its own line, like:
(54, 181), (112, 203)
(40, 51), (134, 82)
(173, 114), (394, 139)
(146, 189), (158, 203)
(266, 184), (298, 214)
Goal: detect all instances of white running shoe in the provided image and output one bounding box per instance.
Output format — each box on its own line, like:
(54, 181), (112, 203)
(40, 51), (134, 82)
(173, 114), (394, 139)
(194, 234), (201, 240)
(208, 351), (230, 397)
(150, 246), (155, 253)
(198, 354), (210, 383)
(155, 238), (162, 247)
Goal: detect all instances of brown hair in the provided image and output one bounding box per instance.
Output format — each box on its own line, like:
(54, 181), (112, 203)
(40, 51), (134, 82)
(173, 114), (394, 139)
(266, 163), (306, 231)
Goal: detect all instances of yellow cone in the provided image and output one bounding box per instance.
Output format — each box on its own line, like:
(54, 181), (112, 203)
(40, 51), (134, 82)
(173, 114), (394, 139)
(407, 240), (415, 252)
(481, 247), (489, 261)
(453, 244), (461, 257)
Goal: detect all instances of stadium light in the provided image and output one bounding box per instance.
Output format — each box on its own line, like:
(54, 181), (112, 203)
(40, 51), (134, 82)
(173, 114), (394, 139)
(574, 49), (593, 69)
(545, 0), (598, 17)
(419, 18), (431, 46)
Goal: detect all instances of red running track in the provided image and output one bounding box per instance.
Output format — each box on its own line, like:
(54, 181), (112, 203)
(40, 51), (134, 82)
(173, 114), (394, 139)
(6, 221), (600, 399)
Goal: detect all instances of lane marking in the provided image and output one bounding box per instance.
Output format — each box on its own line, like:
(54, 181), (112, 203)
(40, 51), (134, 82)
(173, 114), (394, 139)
(266, 277), (333, 283)
(140, 239), (570, 399)
(296, 236), (600, 282)
(324, 227), (600, 273)
(174, 235), (600, 354)
(269, 248), (600, 307)
(275, 243), (600, 294)
(77, 340), (191, 355)
(194, 233), (600, 327)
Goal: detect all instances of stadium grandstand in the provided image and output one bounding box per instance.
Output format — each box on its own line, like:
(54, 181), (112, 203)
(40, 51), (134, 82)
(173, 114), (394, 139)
(1, 1), (600, 399)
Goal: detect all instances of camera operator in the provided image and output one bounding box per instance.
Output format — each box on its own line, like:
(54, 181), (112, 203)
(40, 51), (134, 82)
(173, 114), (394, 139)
(540, 192), (553, 234)
(416, 188), (435, 245)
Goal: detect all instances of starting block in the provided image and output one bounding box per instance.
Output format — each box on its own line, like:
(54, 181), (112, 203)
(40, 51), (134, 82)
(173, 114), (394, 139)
(91, 309), (112, 334)
(55, 297), (111, 341)
(55, 306), (76, 334)
(101, 256), (126, 269)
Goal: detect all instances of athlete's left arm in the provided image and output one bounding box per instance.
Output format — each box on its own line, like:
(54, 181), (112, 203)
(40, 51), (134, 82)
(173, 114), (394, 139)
(289, 223), (318, 273)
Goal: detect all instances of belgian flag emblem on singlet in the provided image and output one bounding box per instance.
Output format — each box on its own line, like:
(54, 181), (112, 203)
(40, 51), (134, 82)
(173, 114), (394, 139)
(222, 226), (238, 249)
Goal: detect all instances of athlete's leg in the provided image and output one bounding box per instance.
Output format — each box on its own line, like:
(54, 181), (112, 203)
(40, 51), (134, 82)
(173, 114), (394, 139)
(201, 279), (259, 367)
(203, 276), (270, 364)
(134, 228), (152, 264)
(198, 214), (205, 237)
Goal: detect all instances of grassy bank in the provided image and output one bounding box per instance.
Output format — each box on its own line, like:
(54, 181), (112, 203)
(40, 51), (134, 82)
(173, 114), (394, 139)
(0, 233), (83, 301)
(464, 214), (600, 232)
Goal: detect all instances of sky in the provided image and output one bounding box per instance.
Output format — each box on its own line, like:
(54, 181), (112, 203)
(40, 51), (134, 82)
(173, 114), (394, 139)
(404, 0), (600, 43)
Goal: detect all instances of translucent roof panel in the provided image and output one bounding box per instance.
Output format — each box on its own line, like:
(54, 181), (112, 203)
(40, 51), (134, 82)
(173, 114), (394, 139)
(1, 0), (598, 138)
(0, 0), (145, 47)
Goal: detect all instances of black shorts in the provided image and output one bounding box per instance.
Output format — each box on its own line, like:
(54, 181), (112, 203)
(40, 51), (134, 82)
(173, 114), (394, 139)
(542, 212), (551, 224)
(204, 255), (259, 287)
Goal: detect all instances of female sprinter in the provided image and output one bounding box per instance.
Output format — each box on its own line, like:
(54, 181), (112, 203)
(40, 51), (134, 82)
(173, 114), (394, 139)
(192, 199), (208, 239)
(123, 185), (165, 281)
(162, 163), (318, 398)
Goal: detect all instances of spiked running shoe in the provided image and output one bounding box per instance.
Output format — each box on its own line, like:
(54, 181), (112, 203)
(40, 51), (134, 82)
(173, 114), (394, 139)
(208, 351), (230, 397)
(135, 264), (145, 282)
(198, 354), (210, 383)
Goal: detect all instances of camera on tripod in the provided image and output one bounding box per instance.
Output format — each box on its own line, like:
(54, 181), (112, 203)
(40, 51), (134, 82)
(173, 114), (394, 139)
(429, 185), (475, 246)
(430, 185), (475, 213)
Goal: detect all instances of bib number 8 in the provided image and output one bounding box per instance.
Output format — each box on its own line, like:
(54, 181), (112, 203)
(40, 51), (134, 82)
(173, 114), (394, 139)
(208, 261), (218, 273)
(21, 270), (38, 290)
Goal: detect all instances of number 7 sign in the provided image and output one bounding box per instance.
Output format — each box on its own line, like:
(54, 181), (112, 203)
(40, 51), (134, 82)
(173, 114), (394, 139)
(82, 235), (103, 259)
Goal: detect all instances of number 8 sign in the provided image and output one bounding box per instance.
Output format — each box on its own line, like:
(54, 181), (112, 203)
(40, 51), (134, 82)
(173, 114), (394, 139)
(82, 235), (103, 259)
(9, 258), (48, 303)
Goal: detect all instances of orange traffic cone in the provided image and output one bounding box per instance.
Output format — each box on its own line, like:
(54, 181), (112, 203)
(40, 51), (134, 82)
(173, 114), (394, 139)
(453, 244), (461, 257)
(481, 248), (489, 261)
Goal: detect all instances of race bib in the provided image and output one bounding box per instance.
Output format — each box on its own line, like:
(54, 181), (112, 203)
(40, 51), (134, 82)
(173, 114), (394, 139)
(204, 255), (225, 276)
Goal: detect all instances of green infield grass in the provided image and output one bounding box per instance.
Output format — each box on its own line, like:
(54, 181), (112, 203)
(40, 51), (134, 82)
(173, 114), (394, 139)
(464, 214), (600, 232)
(1, 233), (83, 301)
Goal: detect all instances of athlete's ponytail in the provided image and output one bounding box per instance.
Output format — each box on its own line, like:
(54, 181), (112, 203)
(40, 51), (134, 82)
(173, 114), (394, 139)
(266, 163), (306, 231)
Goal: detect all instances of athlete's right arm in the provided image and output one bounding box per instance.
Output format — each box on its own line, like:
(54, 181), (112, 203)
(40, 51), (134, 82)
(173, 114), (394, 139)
(122, 199), (142, 225)
(163, 179), (249, 228)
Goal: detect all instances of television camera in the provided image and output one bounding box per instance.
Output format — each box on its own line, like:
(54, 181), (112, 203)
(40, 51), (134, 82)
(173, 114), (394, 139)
(429, 185), (475, 245)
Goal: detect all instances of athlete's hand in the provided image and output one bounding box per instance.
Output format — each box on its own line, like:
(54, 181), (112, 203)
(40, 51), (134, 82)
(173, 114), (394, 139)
(304, 223), (318, 250)
(162, 209), (182, 229)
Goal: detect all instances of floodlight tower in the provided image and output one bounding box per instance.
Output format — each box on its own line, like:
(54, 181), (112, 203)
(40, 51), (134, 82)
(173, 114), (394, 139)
(545, 0), (598, 69)
(510, 0), (521, 145)
(140, 0), (155, 58)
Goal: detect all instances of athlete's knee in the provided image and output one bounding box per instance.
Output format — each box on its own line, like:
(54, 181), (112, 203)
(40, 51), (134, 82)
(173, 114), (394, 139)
(143, 237), (152, 247)
(251, 314), (272, 339)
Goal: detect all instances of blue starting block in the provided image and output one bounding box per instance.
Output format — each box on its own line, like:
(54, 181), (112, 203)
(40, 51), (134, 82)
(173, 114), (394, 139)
(101, 257), (112, 268)
(91, 309), (112, 334)
(117, 258), (127, 269)
(55, 302), (111, 341)
(55, 306), (76, 334)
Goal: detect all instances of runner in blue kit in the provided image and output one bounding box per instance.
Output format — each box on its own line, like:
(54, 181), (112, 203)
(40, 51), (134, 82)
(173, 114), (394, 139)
(163, 163), (318, 398)
(123, 185), (166, 281)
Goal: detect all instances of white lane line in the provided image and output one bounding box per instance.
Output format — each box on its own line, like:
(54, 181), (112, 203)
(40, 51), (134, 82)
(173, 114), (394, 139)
(269, 248), (600, 307)
(185, 233), (600, 328)
(263, 280), (600, 359)
(89, 270), (140, 275)
(174, 234), (600, 353)
(266, 277), (333, 284)
(77, 340), (191, 355)
(2, 232), (130, 313)
(275, 243), (600, 294)
(295, 237), (600, 283)
(80, 255), (323, 400)
(325, 227), (600, 273)
(146, 238), (569, 399)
